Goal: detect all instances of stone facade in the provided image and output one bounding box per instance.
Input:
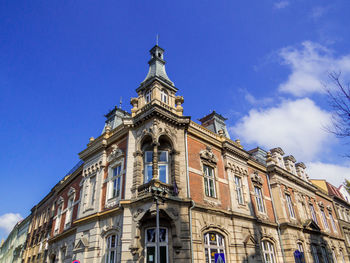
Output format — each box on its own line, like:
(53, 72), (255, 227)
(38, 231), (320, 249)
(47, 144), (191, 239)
(2, 44), (350, 263)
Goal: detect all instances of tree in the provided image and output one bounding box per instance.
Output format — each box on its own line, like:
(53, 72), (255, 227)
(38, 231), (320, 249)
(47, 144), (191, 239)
(326, 72), (350, 139)
(344, 179), (350, 195)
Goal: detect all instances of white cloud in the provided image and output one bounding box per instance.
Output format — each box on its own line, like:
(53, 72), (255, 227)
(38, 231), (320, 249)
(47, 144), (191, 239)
(278, 41), (350, 96)
(274, 1), (289, 9)
(0, 213), (22, 234)
(310, 6), (328, 20)
(231, 98), (332, 161)
(244, 91), (274, 106)
(307, 162), (350, 186)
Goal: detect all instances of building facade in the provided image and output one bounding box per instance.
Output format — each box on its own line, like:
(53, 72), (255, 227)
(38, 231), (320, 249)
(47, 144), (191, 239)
(1, 44), (350, 263)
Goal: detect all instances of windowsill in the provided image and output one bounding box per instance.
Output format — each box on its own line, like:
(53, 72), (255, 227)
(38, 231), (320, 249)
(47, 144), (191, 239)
(105, 197), (120, 208)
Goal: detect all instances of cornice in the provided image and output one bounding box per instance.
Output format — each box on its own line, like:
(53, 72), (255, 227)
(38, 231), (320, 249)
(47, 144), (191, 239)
(267, 165), (317, 192)
(56, 165), (83, 194)
(73, 206), (122, 225)
(247, 159), (267, 173)
(126, 103), (190, 129)
(48, 227), (76, 244)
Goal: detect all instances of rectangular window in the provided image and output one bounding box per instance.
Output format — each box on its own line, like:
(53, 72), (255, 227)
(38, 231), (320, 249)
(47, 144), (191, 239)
(54, 205), (62, 233)
(64, 197), (74, 227)
(312, 245), (320, 263)
(90, 176), (96, 206)
(144, 151), (153, 183)
(321, 209), (329, 230)
(203, 165), (216, 198)
(321, 247), (329, 263)
(144, 151), (168, 184)
(285, 194), (295, 218)
(329, 212), (337, 233)
(235, 176), (244, 204)
(112, 165), (122, 198)
(310, 204), (318, 224)
(254, 186), (265, 213)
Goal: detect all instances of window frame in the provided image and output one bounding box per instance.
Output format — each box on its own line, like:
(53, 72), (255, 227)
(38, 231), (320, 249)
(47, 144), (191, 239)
(108, 164), (123, 200)
(285, 193), (296, 219)
(144, 150), (169, 184)
(312, 245), (320, 263)
(261, 240), (276, 263)
(204, 232), (226, 263)
(254, 186), (265, 213)
(145, 227), (168, 263)
(309, 203), (318, 224)
(328, 212), (337, 233)
(105, 234), (118, 263)
(54, 202), (63, 234)
(160, 89), (168, 104)
(145, 90), (152, 103)
(203, 164), (216, 198)
(64, 195), (75, 228)
(320, 209), (330, 231)
(235, 175), (244, 205)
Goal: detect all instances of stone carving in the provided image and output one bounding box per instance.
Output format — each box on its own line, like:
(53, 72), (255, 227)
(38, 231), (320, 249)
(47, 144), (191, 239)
(250, 171), (263, 185)
(200, 146), (218, 164)
(133, 208), (144, 219)
(108, 145), (124, 162)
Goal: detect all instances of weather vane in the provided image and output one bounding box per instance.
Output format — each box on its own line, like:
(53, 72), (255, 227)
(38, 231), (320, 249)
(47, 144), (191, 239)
(156, 34), (159, 46)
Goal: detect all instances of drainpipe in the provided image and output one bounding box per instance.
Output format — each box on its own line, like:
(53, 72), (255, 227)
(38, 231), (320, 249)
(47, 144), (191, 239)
(266, 172), (286, 263)
(185, 130), (195, 263)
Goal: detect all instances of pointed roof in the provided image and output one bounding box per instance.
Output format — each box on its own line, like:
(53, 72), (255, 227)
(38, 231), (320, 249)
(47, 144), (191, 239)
(137, 45), (177, 92)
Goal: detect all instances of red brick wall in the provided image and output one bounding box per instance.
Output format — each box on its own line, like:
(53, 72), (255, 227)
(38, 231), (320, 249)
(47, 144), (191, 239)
(187, 135), (231, 210)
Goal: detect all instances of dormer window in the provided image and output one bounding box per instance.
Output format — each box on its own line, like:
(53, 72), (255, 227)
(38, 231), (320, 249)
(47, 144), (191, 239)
(145, 90), (152, 103)
(160, 90), (168, 104)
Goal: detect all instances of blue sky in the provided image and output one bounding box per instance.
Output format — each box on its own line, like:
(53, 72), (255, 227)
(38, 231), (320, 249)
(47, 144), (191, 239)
(1, 0), (350, 240)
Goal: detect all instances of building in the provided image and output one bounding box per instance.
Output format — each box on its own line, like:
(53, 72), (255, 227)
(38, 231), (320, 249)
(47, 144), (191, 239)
(311, 179), (350, 260)
(0, 215), (31, 263)
(1, 44), (350, 263)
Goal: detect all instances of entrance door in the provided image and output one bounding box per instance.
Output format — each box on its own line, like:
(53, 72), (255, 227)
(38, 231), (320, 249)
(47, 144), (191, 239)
(145, 228), (168, 263)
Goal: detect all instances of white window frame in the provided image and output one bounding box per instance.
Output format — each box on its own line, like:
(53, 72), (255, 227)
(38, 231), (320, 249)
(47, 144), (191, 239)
(107, 164), (123, 200)
(145, 90), (152, 103)
(203, 164), (216, 198)
(340, 250), (345, 263)
(332, 248), (338, 263)
(105, 234), (118, 263)
(64, 195), (74, 228)
(255, 186), (265, 213)
(204, 232), (226, 263)
(90, 176), (97, 206)
(54, 203), (63, 234)
(321, 209), (329, 231)
(235, 176), (244, 205)
(310, 204), (318, 224)
(285, 193), (296, 219)
(329, 212), (337, 233)
(160, 89), (168, 104)
(145, 227), (168, 263)
(261, 240), (276, 263)
(144, 151), (169, 184)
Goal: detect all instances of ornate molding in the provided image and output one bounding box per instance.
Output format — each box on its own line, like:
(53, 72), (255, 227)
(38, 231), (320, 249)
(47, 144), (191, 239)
(250, 171), (263, 186)
(108, 145), (124, 163)
(200, 146), (217, 164)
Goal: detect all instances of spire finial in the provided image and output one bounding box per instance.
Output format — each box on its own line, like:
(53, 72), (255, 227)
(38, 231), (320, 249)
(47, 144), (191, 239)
(119, 97), (123, 109)
(156, 34), (159, 46)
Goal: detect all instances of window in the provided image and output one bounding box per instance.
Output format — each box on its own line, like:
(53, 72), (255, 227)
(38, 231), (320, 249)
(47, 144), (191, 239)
(144, 151), (169, 184)
(108, 165), (122, 199)
(312, 245), (320, 263)
(340, 250), (345, 263)
(329, 212), (337, 233)
(204, 232), (226, 263)
(105, 234), (118, 263)
(285, 194), (295, 218)
(261, 240), (276, 263)
(321, 209), (329, 230)
(310, 204), (318, 224)
(255, 186), (265, 213)
(145, 228), (168, 263)
(54, 204), (62, 233)
(160, 90), (168, 104)
(145, 90), (152, 103)
(321, 247), (329, 263)
(203, 165), (216, 198)
(297, 243), (305, 263)
(90, 176), (96, 206)
(235, 176), (244, 204)
(332, 249), (338, 263)
(64, 196), (74, 228)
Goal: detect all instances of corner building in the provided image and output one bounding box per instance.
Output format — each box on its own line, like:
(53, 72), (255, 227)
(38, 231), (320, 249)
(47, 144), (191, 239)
(45, 45), (285, 263)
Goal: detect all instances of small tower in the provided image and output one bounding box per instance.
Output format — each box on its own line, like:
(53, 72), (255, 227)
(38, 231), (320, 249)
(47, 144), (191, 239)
(199, 111), (231, 139)
(130, 45), (184, 117)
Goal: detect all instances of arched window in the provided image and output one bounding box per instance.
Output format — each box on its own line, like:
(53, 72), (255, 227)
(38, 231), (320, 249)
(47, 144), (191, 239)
(105, 234), (118, 263)
(160, 90), (168, 104)
(204, 232), (226, 263)
(145, 228), (168, 263)
(145, 90), (152, 103)
(261, 240), (276, 263)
